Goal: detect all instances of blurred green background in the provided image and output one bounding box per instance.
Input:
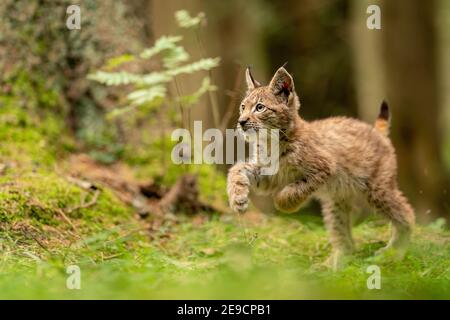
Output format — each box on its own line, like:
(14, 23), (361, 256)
(0, 0), (449, 299)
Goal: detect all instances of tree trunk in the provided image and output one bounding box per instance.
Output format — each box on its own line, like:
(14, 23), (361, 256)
(381, 0), (449, 221)
(350, 0), (386, 122)
(260, 0), (358, 120)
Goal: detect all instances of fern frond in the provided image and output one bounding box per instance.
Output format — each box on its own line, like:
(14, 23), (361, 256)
(89, 10), (220, 120)
(168, 58), (220, 76)
(88, 71), (171, 87)
(88, 71), (141, 86)
(127, 85), (167, 106)
(105, 54), (135, 70)
(140, 72), (172, 85)
(175, 10), (205, 28)
(179, 77), (217, 106)
(163, 46), (189, 69)
(140, 36), (183, 59)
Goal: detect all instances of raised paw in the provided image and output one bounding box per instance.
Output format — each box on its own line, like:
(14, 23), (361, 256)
(227, 164), (251, 214)
(229, 192), (249, 213)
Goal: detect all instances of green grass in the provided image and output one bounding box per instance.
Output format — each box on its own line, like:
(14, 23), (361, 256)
(0, 101), (449, 300)
(1, 211), (449, 299)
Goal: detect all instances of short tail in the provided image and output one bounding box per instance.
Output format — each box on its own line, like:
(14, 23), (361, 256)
(374, 100), (390, 137)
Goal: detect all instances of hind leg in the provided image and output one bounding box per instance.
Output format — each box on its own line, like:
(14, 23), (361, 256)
(367, 188), (415, 254)
(320, 195), (354, 270)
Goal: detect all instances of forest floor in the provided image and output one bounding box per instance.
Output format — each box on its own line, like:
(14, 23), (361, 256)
(0, 103), (449, 299)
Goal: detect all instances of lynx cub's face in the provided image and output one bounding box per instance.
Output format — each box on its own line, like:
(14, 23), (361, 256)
(238, 67), (300, 134)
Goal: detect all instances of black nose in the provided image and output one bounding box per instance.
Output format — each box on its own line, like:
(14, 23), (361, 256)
(239, 119), (248, 127)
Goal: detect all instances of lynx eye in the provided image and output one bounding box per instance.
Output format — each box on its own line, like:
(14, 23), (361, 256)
(255, 103), (266, 112)
(240, 105), (245, 112)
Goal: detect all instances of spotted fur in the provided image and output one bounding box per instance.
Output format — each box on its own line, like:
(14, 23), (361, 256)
(227, 67), (415, 268)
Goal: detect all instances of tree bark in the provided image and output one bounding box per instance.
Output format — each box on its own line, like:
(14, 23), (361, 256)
(381, 0), (449, 221)
(350, 0), (386, 122)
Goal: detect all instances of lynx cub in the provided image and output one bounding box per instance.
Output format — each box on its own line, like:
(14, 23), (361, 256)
(227, 66), (415, 268)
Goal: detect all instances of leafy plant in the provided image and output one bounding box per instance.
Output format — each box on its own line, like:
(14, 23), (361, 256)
(88, 11), (219, 120)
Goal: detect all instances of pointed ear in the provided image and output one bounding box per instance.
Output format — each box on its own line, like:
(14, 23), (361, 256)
(269, 67), (294, 100)
(245, 67), (261, 91)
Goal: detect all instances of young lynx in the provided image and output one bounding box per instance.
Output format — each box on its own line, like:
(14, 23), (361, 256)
(227, 66), (415, 269)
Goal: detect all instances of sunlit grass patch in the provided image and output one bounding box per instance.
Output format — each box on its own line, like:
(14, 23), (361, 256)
(1, 211), (449, 299)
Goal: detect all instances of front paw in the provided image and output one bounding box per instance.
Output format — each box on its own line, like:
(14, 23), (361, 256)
(227, 178), (249, 213)
(229, 192), (249, 213)
(227, 166), (251, 214)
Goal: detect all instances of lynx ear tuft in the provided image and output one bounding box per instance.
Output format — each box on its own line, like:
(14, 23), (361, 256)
(269, 66), (294, 99)
(245, 67), (261, 91)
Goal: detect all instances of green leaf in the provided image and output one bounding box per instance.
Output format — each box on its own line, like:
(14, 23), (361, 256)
(140, 36), (183, 59)
(88, 11), (221, 120)
(88, 71), (171, 87)
(140, 72), (172, 85)
(179, 77), (217, 106)
(139, 35), (190, 68)
(175, 10), (206, 29)
(88, 71), (141, 86)
(168, 58), (220, 76)
(105, 54), (135, 70)
(127, 85), (167, 106)
(162, 46), (189, 69)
